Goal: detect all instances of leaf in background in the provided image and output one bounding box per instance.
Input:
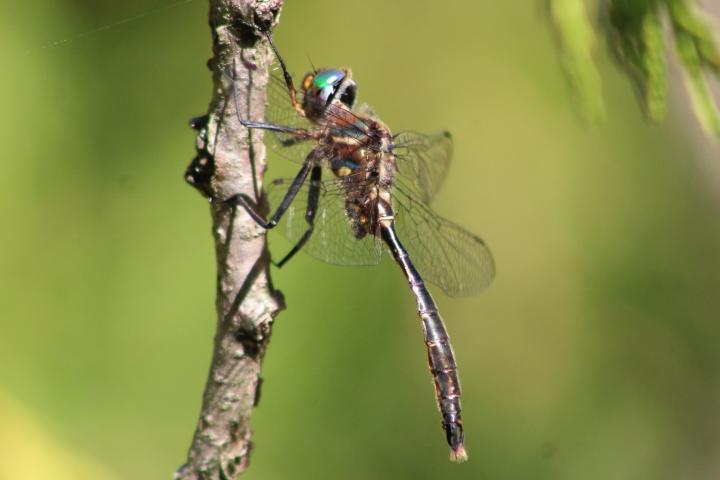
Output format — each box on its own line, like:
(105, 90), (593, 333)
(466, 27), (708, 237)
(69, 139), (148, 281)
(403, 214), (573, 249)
(549, 0), (606, 125)
(641, 6), (668, 122)
(668, 0), (720, 135)
(547, 0), (718, 128)
(607, 0), (669, 123)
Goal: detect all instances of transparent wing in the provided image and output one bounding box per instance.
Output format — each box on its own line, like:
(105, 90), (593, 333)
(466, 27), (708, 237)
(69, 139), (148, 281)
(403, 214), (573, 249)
(391, 185), (495, 297)
(266, 175), (383, 266)
(392, 131), (453, 204)
(262, 66), (316, 164)
(355, 102), (378, 118)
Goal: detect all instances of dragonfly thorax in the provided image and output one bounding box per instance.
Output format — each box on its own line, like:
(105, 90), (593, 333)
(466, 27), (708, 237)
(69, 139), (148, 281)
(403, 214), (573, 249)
(330, 123), (397, 240)
(322, 115), (396, 187)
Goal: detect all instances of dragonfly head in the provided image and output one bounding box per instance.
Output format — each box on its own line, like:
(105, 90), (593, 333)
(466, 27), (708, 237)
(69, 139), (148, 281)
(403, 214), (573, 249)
(301, 68), (357, 118)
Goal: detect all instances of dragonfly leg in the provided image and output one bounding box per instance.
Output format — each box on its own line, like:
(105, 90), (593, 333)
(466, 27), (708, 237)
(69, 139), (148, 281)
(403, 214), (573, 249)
(226, 159), (313, 229)
(274, 165), (322, 268)
(239, 120), (312, 138)
(263, 32), (305, 117)
(277, 135), (308, 148)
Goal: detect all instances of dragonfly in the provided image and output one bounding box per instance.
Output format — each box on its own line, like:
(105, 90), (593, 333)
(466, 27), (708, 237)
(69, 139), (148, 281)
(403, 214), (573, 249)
(228, 33), (495, 462)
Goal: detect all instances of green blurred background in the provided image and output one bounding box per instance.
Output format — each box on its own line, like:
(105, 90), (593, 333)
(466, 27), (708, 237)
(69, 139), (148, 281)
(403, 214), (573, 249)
(2, 1), (720, 479)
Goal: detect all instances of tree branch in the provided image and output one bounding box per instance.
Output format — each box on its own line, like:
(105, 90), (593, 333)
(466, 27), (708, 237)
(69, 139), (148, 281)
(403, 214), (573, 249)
(176, 1), (285, 478)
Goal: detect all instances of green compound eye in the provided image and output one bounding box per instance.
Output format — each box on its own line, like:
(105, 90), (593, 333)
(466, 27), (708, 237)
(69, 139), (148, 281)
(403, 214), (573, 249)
(313, 69), (345, 90)
(305, 69), (356, 109)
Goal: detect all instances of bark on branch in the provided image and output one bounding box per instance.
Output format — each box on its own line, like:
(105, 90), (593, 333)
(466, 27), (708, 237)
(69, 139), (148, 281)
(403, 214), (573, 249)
(176, 1), (285, 478)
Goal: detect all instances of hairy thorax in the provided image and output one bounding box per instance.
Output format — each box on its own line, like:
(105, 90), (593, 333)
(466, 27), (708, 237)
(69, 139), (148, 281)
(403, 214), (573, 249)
(316, 111), (396, 239)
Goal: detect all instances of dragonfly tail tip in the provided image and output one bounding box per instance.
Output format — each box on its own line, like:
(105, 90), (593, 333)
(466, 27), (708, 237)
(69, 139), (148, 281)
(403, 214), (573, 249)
(449, 444), (468, 463)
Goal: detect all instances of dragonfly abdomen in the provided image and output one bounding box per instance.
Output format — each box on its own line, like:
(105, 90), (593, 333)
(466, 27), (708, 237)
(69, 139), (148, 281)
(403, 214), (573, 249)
(421, 312), (466, 461)
(380, 221), (468, 462)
